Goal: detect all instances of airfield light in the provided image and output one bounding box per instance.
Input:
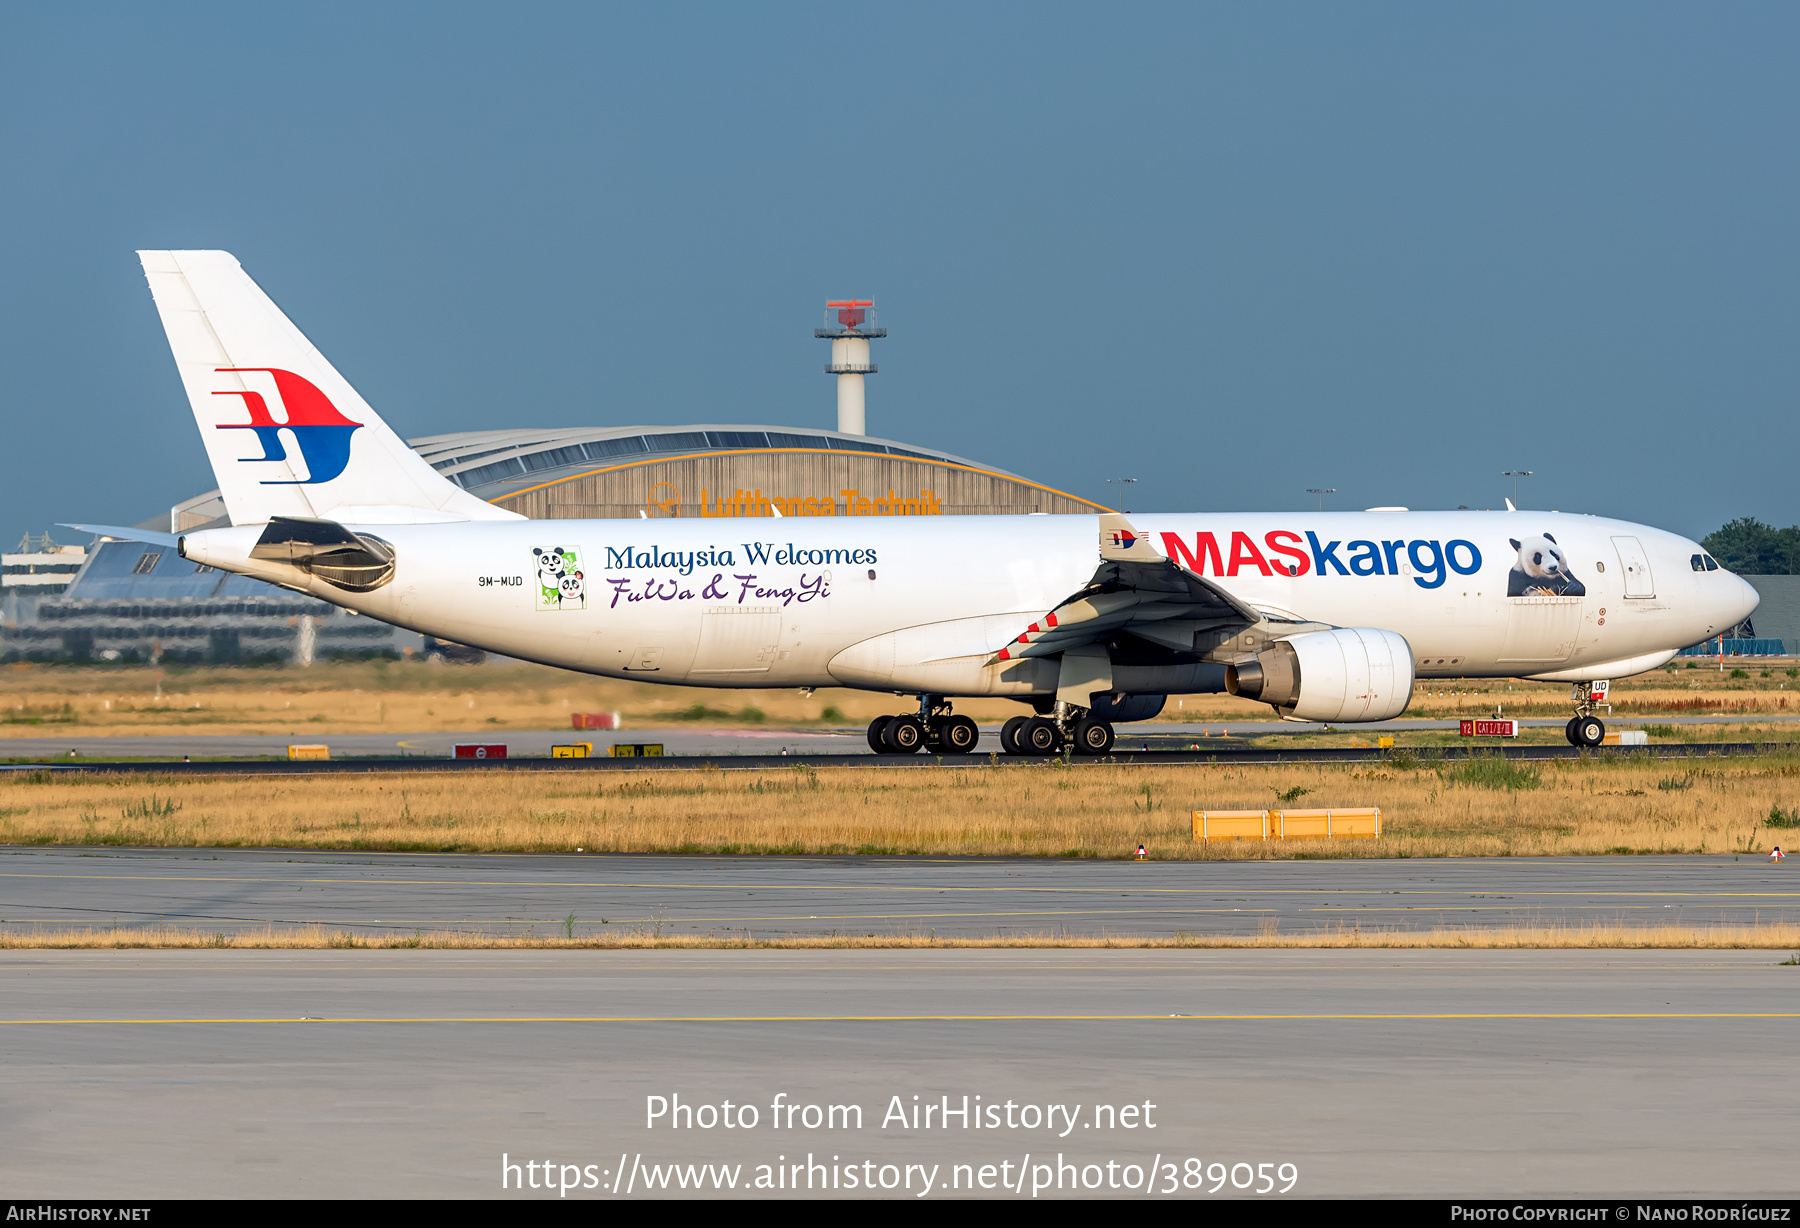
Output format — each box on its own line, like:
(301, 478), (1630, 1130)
(1306, 488), (1336, 511)
(1502, 471), (1534, 506)
(1106, 477), (1138, 513)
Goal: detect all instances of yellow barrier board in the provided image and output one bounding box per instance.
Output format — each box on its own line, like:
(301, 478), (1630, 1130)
(1275, 808), (1381, 839)
(610, 743), (666, 758)
(551, 743), (593, 758)
(287, 745), (329, 761)
(1193, 810), (1269, 840)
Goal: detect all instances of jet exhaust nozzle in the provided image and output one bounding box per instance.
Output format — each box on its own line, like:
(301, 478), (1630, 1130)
(1225, 660), (1264, 699)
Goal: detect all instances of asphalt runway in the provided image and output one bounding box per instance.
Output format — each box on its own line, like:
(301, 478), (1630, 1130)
(4, 848), (1793, 938)
(2, 948), (1794, 1197)
(3, 713), (1795, 763)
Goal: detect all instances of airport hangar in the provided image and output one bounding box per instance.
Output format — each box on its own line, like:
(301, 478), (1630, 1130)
(174, 299), (1103, 527)
(172, 422), (1103, 530)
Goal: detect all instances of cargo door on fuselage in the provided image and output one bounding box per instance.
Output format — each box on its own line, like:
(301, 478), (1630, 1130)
(1497, 597), (1582, 665)
(1415, 582), (1503, 675)
(690, 606), (783, 675)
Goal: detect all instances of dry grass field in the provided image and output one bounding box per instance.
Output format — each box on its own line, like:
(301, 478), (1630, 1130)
(6, 752), (1800, 858)
(2, 658), (1798, 740)
(0, 660), (1023, 739)
(4, 921), (1797, 951)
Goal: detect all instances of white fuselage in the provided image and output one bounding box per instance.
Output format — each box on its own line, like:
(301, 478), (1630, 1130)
(180, 510), (1756, 699)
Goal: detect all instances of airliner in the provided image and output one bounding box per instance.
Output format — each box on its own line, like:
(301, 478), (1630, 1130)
(76, 251), (1757, 756)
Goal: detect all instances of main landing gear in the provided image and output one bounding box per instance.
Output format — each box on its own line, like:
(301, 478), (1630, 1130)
(866, 696), (981, 755)
(998, 704), (1115, 757)
(865, 697), (1120, 757)
(1564, 681), (1612, 748)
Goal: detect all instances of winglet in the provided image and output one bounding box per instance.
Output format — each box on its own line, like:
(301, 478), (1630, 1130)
(1099, 513), (1162, 563)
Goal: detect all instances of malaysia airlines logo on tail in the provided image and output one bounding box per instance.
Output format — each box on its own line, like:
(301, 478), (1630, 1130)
(211, 368), (362, 484)
(1109, 529), (1138, 549)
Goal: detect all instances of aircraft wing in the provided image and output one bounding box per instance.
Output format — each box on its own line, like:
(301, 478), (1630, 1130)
(990, 515), (1264, 662)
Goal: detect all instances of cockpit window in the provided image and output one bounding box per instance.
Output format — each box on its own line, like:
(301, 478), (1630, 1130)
(1703, 554), (1720, 571)
(1692, 554), (1705, 572)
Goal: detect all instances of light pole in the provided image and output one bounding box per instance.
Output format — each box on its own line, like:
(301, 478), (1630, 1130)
(1502, 471), (1533, 507)
(1306, 488), (1336, 511)
(1106, 477), (1137, 512)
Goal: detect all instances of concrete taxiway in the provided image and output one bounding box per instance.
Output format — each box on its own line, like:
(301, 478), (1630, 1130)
(3, 848), (1793, 938)
(2, 948), (1793, 1197)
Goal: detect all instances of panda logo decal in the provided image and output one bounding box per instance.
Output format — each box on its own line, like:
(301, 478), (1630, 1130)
(1507, 533), (1586, 597)
(532, 546), (586, 610)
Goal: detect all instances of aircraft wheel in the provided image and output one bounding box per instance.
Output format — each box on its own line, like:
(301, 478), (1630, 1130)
(1564, 717), (1581, 746)
(1072, 717), (1114, 755)
(940, 715), (981, 753)
(1021, 716), (1063, 755)
(1575, 716), (1605, 748)
(868, 716), (892, 754)
(883, 714), (927, 754)
(1000, 715), (1030, 755)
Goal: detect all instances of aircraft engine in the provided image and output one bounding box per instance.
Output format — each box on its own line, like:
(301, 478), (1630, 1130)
(1224, 628), (1414, 722)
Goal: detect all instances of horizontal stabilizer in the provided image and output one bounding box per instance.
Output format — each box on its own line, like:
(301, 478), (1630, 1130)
(58, 524), (179, 548)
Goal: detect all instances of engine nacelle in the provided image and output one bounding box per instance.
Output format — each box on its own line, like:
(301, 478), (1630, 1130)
(1225, 628), (1414, 722)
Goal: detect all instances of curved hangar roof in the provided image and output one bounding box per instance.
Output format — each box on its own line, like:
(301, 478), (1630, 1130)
(410, 424), (1105, 519)
(417, 424), (997, 493)
(170, 424), (1105, 528)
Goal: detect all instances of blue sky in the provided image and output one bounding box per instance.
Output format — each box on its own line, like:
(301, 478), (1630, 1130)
(2, 3), (1795, 541)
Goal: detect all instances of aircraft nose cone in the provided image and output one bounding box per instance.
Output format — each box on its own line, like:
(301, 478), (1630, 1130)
(1736, 575), (1761, 625)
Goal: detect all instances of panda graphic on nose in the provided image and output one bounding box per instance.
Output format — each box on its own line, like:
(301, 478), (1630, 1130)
(1507, 533), (1586, 597)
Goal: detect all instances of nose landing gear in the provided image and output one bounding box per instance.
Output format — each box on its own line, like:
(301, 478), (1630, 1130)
(1564, 681), (1612, 748)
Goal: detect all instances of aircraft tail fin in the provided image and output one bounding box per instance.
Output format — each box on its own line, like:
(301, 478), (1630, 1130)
(136, 250), (520, 527)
